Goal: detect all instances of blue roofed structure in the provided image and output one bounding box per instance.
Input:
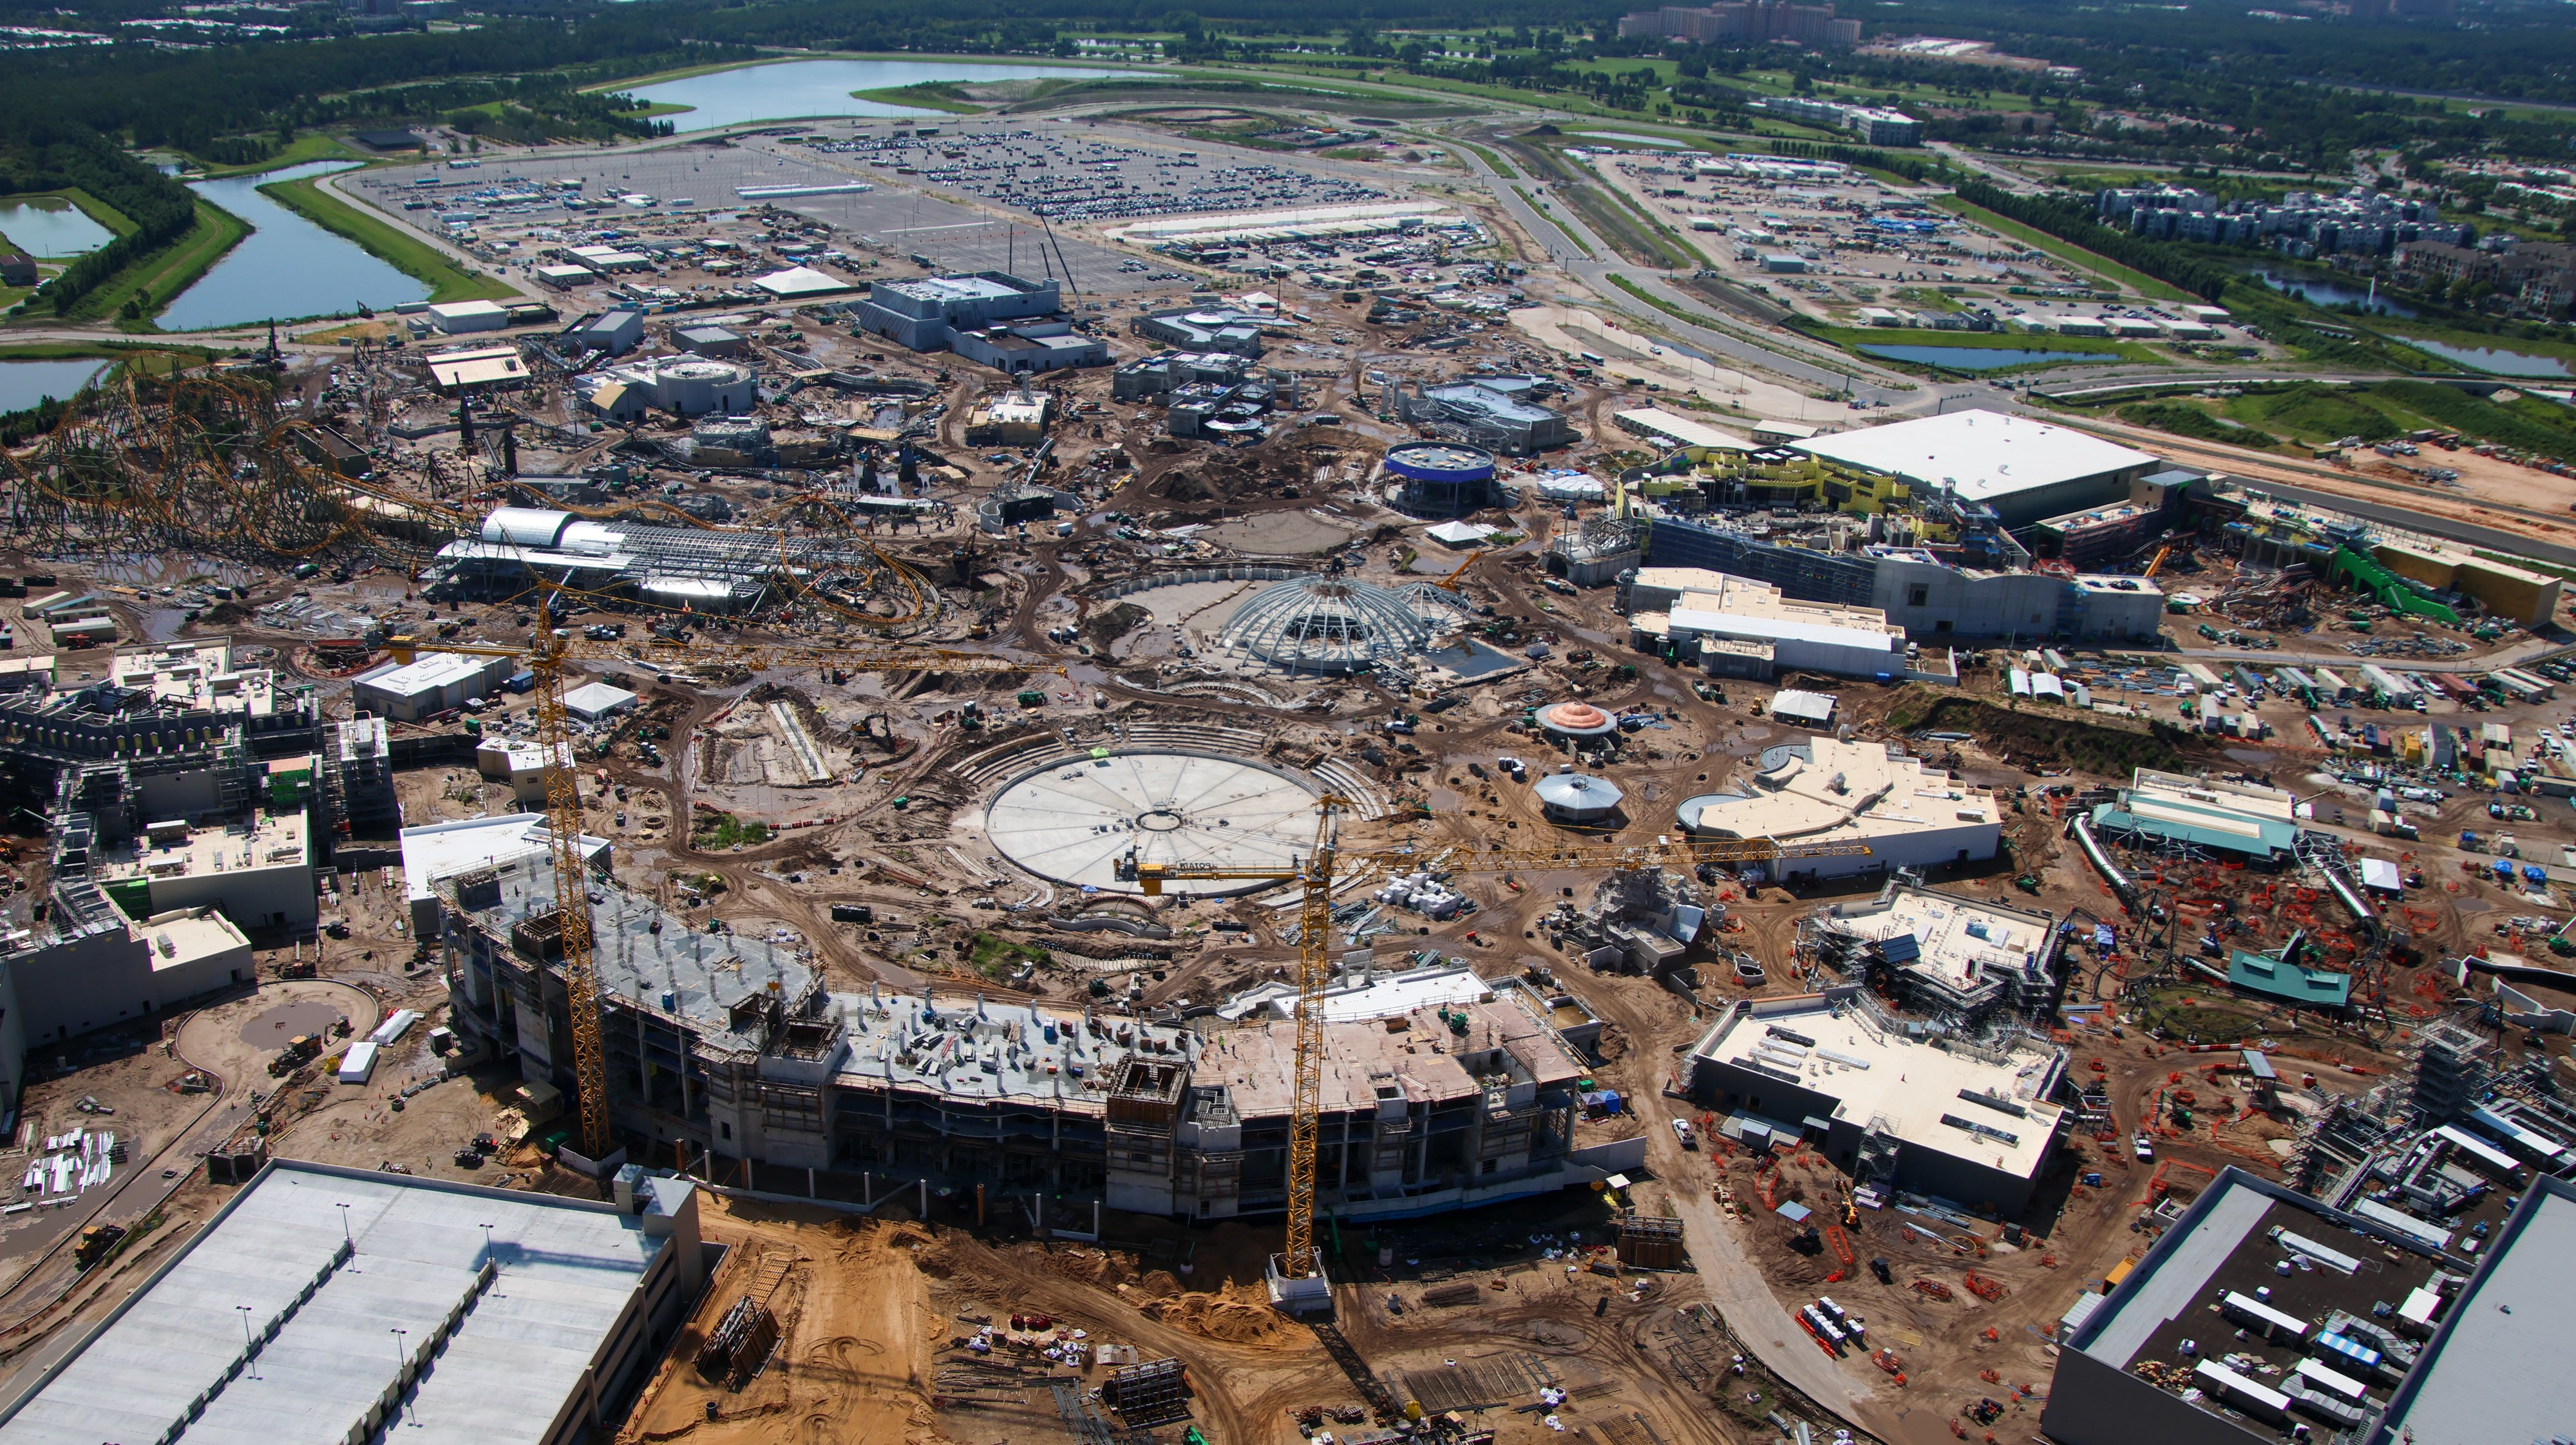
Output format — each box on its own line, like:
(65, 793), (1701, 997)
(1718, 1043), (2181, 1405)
(2228, 945), (2353, 1009)
(2087, 769), (2301, 863)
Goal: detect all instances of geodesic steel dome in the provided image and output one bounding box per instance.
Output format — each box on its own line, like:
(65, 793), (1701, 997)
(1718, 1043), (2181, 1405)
(1222, 576), (1457, 674)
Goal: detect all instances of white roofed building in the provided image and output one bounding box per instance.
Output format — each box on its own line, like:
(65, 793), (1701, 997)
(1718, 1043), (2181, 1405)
(1685, 987), (2069, 1213)
(353, 651), (515, 722)
(1677, 734), (2000, 882)
(1792, 409), (2163, 529)
(1625, 570), (1909, 681)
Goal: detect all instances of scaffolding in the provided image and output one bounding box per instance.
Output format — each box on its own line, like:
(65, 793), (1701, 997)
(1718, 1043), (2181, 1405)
(1616, 1214), (1688, 1270)
(1102, 1358), (1189, 1425)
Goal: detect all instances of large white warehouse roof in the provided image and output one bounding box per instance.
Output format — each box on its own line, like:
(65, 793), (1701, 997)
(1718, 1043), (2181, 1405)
(1792, 409), (2159, 505)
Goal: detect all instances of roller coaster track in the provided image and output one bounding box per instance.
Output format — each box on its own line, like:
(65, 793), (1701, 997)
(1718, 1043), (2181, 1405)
(2, 363), (940, 634)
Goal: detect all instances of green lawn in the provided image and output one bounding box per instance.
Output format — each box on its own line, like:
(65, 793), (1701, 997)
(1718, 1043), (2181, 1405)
(851, 83), (984, 114)
(1450, 138), (1516, 178)
(1933, 194), (2195, 303)
(258, 171), (516, 306)
(193, 133), (360, 179)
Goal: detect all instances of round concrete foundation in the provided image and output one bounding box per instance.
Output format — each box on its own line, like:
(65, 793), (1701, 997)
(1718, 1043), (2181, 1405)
(984, 750), (1325, 896)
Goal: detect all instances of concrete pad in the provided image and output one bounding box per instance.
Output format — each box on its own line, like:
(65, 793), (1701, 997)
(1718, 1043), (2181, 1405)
(985, 751), (1322, 895)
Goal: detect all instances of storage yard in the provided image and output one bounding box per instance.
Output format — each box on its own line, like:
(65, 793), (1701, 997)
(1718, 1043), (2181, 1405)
(2, 99), (2576, 1445)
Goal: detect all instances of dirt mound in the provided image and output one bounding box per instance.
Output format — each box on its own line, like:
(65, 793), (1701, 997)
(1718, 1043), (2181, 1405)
(1137, 1283), (1300, 1346)
(619, 1208), (949, 1445)
(1886, 695), (2213, 775)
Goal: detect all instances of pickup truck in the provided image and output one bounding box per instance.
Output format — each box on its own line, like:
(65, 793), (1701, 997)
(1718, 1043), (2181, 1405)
(1672, 1119), (1697, 1150)
(2134, 1131), (2155, 1162)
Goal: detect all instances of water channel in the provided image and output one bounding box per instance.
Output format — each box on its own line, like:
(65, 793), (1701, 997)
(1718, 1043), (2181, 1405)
(1859, 344), (2117, 371)
(0, 359), (108, 413)
(626, 59), (1151, 131)
(0, 198), (115, 258)
(2399, 338), (2571, 378)
(160, 162), (429, 332)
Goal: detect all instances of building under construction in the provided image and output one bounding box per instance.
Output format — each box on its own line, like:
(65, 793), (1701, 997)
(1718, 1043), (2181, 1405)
(422, 506), (911, 615)
(433, 856), (1625, 1221)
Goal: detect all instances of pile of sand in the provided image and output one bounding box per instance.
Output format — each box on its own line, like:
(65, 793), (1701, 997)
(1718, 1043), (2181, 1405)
(1138, 1283), (1300, 1347)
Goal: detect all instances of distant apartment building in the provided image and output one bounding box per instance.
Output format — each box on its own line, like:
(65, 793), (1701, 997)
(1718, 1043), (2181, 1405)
(1745, 96), (1921, 146)
(2097, 185), (2473, 258)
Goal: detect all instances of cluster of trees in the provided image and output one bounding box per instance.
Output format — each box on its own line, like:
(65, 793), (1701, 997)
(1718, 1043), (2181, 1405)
(1766, 139), (1955, 184)
(0, 130), (196, 316)
(1951, 180), (2236, 302)
(0, 18), (734, 156)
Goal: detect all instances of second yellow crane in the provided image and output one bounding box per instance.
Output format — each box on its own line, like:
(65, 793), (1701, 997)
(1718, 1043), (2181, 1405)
(1121, 803), (1867, 1299)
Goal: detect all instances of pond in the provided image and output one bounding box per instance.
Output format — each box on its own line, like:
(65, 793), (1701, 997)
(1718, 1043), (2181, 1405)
(626, 60), (1153, 132)
(1859, 343), (2117, 371)
(0, 359), (108, 413)
(160, 162), (428, 332)
(2247, 269), (2418, 317)
(2401, 337), (2571, 379)
(0, 197), (115, 258)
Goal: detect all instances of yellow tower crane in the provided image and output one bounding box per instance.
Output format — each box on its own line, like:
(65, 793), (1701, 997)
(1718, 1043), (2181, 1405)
(388, 625), (1034, 1161)
(1119, 802), (1869, 1296)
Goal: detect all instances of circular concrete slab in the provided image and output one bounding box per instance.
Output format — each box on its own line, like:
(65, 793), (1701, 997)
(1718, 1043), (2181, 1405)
(985, 751), (1324, 895)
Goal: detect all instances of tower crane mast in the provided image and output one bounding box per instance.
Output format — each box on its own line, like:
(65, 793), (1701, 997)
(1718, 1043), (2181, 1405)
(1121, 808), (1870, 1291)
(389, 623), (1032, 1160)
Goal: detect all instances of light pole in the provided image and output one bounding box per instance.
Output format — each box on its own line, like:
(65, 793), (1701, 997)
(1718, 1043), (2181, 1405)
(390, 1327), (410, 1426)
(336, 1203), (353, 1245)
(478, 1223), (496, 1272)
(236, 1305), (259, 1379)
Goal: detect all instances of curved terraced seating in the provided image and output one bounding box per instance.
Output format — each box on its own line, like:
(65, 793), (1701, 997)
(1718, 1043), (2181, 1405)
(947, 735), (1086, 788)
(1309, 758), (1388, 820)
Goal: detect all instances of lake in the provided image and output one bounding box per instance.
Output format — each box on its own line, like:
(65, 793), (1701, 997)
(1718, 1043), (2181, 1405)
(2403, 338), (2571, 379)
(0, 359), (108, 413)
(160, 162), (428, 332)
(0, 198), (115, 258)
(626, 60), (1153, 132)
(1860, 344), (2117, 371)
(2248, 269), (2418, 317)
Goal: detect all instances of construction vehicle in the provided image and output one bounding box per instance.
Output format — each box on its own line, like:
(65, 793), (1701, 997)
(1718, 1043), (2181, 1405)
(267, 1034), (320, 1075)
(73, 1223), (127, 1270)
(2143, 545), (2171, 579)
(1436, 549), (1483, 592)
(385, 623), (1032, 1160)
(1121, 807), (1867, 1295)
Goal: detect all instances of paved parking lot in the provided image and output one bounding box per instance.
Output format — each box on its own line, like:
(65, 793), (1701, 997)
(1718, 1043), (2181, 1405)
(345, 138), (1163, 299)
(806, 120), (1392, 224)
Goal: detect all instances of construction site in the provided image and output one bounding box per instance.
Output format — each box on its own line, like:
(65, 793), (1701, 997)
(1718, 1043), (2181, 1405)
(3, 117), (2576, 1445)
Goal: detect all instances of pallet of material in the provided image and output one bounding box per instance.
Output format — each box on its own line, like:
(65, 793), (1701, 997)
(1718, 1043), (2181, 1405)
(1420, 1281), (1484, 1307)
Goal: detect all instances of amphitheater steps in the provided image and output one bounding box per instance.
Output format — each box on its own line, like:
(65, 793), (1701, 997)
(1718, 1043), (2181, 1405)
(1309, 759), (1388, 820)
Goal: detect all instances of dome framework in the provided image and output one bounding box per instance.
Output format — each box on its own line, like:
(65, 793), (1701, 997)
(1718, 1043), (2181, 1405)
(1221, 576), (1470, 674)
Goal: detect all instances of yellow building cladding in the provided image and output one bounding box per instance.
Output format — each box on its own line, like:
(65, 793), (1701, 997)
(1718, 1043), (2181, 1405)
(1684, 451), (1910, 516)
(2372, 540), (2562, 627)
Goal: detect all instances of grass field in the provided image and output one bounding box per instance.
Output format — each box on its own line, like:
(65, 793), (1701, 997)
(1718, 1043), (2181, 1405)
(1933, 194), (2195, 303)
(258, 172), (516, 306)
(851, 83), (984, 113)
(2065, 379), (2576, 458)
(194, 133), (359, 179)
(1450, 139), (1515, 178)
